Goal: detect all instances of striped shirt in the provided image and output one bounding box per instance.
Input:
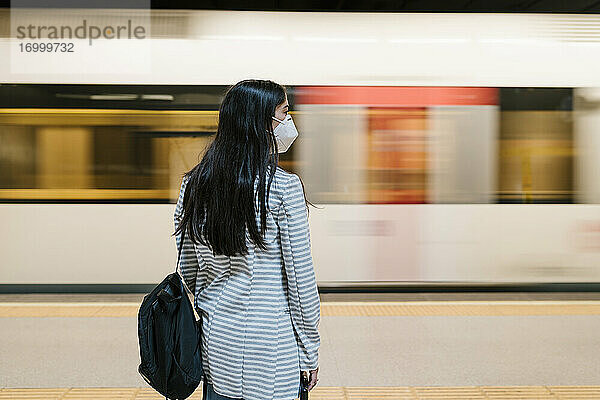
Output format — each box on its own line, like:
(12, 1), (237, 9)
(174, 166), (321, 400)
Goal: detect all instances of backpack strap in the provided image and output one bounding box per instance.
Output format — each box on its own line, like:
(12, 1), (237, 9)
(175, 226), (185, 274)
(175, 226), (202, 322)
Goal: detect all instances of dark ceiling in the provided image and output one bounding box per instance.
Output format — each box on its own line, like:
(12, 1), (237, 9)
(2, 0), (600, 12)
(153, 0), (600, 13)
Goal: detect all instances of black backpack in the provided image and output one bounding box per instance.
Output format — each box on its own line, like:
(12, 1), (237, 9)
(138, 230), (204, 399)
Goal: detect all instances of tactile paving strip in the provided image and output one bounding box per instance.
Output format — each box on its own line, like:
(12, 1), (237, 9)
(321, 301), (600, 317)
(2, 301), (600, 317)
(2, 386), (600, 399)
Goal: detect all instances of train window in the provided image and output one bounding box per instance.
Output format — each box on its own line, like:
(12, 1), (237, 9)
(498, 88), (574, 204)
(0, 126), (36, 189)
(366, 107), (427, 204)
(0, 108), (218, 202)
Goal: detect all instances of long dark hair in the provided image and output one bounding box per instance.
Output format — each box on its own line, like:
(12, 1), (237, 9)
(173, 79), (313, 257)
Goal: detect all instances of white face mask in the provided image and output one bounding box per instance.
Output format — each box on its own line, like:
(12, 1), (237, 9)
(271, 115), (299, 153)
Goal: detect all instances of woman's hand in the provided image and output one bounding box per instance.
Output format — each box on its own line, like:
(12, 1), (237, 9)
(302, 367), (319, 391)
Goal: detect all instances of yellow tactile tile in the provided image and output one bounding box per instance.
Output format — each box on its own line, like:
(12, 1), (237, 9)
(0, 388), (68, 399)
(62, 388), (138, 399)
(345, 386), (415, 399)
(3, 387), (600, 400)
(306, 386), (346, 399)
(3, 301), (600, 318)
(0, 303), (139, 318)
(321, 301), (600, 317)
(411, 386), (486, 398)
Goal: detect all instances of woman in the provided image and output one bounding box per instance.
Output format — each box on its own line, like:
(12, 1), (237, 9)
(173, 79), (321, 400)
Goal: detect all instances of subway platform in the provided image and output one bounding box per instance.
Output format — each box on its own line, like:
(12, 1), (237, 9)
(1, 292), (600, 399)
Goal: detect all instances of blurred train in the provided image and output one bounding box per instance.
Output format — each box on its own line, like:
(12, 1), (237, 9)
(2, 9), (600, 291)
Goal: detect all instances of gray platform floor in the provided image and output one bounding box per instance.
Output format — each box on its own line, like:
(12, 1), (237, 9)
(1, 294), (600, 388)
